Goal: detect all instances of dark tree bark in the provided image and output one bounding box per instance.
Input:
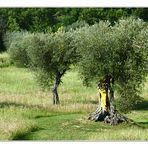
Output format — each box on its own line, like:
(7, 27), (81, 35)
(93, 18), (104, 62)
(52, 76), (60, 105)
(88, 75), (133, 125)
(52, 70), (67, 105)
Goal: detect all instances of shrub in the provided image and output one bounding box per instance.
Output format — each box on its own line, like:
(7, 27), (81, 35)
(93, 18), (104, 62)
(0, 52), (11, 68)
(5, 32), (30, 67)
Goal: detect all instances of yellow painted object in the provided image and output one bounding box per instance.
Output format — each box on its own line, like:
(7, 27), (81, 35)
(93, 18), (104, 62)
(98, 88), (109, 111)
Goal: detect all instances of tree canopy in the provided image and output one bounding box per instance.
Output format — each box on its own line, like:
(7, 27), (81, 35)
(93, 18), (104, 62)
(73, 17), (148, 111)
(7, 29), (78, 104)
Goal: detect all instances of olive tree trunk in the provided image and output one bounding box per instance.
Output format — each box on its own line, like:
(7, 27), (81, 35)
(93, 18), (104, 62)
(52, 76), (60, 105)
(88, 76), (132, 125)
(52, 70), (67, 105)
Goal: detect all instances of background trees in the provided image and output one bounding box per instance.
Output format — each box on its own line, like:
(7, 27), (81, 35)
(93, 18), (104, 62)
(0, 8), (148, 51)
(0, 15), (6, 52)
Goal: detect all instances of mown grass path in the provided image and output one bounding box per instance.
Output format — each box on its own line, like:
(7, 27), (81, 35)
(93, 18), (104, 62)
(14, 111), (148, 141)
(15, 113), (86, 140)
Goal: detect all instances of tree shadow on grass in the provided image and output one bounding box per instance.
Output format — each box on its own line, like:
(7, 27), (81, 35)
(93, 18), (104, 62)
(88, 100), (98, 104)
(132, 100), (148, 128)
(77, 99), (98, 105)
(0, 101), (25, 108)
(0, 101), (46, 110)
(136, 122), (148, 128)
(12, 126), (42, 140)
(137, 122), (148, 124)
(134, 100), (148, 110)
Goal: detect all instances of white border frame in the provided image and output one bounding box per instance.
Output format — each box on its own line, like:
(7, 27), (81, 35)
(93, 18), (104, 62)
(0, 0), (148, 7)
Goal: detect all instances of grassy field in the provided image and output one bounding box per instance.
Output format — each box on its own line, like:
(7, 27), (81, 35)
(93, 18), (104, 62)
(0, 66), (148, 140)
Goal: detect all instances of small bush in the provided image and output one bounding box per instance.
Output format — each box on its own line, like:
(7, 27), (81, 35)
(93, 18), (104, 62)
(0, 52), (11, 68)
(115, 87), (143, 113)
(5, 32), (30, 67)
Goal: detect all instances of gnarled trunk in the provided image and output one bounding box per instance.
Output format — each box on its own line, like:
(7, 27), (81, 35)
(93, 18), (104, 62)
(52, 76), (60, 105)
(52, 70), (67, 105)
(88, 76), (132, 125)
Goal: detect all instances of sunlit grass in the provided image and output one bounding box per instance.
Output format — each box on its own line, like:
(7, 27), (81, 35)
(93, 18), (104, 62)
(0, 66), (98, 140)
(0, 52), (11, 68)
(0, 107), (38, 140)
(89, 127), (148, 140)
(0, 66), (98, 111)
(0, 66), (148, 140)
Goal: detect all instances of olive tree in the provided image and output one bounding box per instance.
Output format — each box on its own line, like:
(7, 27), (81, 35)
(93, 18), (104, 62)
(8, 30), (77, 104)
(73, 17), (148, 124)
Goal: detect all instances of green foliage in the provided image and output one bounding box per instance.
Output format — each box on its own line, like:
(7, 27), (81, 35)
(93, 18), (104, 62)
(0, 8), (55, 32)
(25, 31), (77, 89)
(7, 17), (20, 32)
(0, 15), (6, 52)
(0, 8), (147, 34)
(6, 30), (78, 91)
(6, 32), (30, 67)
(115, 88), (143, 113)
(74, 17), (148, 112)
(65, 20), (89, 32)
(73, 20), (112, 85)
(0, 8), (147, 52)
(0, 52), (11, 67)
(112, 18), (148, 111)
(0, 15), (6, 34)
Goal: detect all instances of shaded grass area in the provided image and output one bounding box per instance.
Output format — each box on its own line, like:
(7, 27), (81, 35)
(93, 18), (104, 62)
(134, 100), (148, 110)
(134, 78), (148, 111)
(0, 66), (148, 140)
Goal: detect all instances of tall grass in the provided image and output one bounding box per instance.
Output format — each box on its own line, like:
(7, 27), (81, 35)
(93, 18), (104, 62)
(0, 66), (97, 140)
(0, 66), (148, 140)
(0, 66), (98, 112)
